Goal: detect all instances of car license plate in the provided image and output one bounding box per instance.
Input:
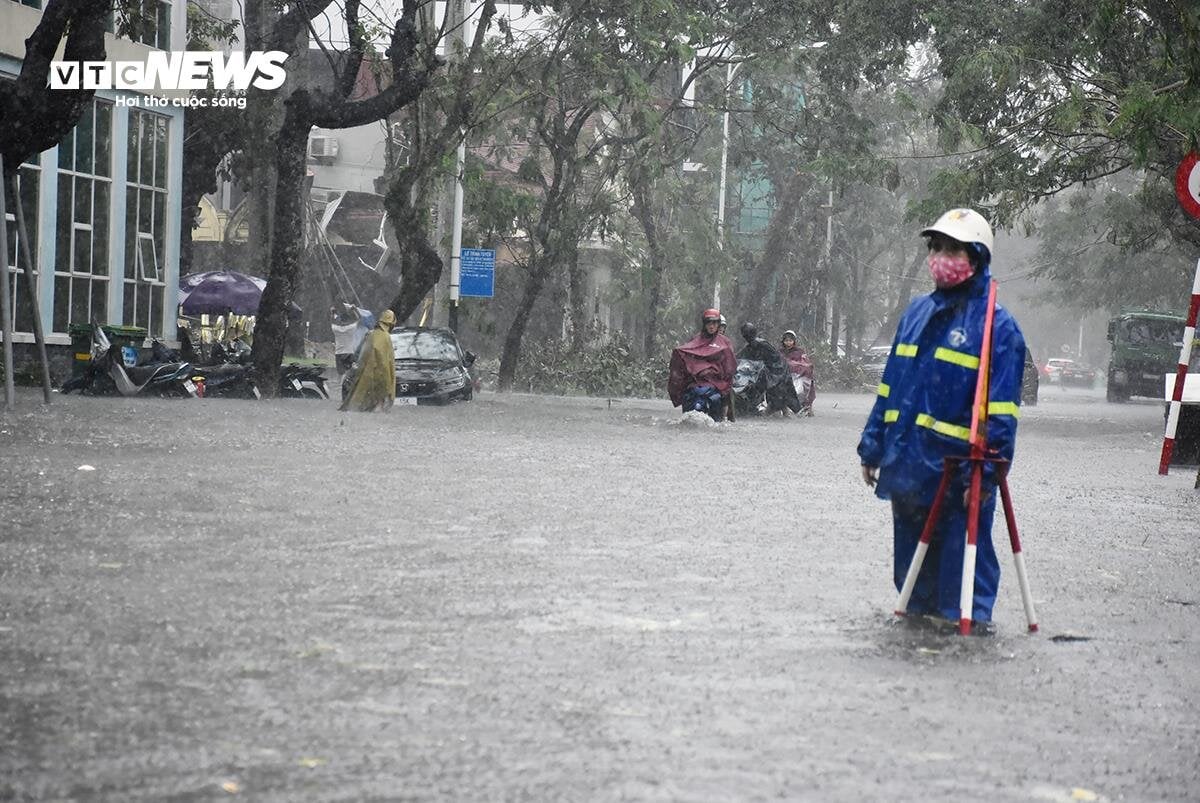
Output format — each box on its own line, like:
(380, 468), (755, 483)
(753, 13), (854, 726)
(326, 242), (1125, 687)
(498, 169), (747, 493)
(396, 396), (417, 406)
(1143, 372), (1159, 380)
(183, 379), (196, 394)
(292, 378), (302, 390)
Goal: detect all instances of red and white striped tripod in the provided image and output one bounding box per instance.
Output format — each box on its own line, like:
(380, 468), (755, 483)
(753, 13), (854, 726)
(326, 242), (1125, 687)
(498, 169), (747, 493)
(894, 280), (1039, 635)
(1158, 259), (1200, 481)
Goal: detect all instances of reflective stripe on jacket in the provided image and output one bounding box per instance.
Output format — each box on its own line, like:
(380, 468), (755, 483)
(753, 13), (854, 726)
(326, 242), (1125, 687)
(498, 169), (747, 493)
(857, 267), (1026, 503)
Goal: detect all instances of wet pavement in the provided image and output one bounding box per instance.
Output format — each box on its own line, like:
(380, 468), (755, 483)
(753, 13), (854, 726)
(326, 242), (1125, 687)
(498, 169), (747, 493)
(0, 384), (1196, 801)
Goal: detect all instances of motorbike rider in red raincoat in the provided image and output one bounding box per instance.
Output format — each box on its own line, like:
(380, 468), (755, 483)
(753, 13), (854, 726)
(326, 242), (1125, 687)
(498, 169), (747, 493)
(780, 329), (816, 415)
(668, 308), (737, 420)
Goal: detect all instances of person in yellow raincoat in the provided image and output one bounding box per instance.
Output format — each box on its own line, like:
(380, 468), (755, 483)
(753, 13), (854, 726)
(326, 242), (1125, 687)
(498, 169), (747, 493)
(339, 309), (396, 412)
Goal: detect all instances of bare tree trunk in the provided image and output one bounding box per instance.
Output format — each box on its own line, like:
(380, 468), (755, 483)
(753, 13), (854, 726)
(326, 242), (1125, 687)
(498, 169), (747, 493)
(566, 239), (586, 350)
(497, 260), (550, 391)
(878, 247), (925, 342)
(828, 286), (841, 354)
(737, 171), (807, 322)
(251, 106), (311, 391)
(846, 259), (862, 354)
(8, 172), (51, 402)
(631, 182), (667, 357)
(385, 172), (444, 322)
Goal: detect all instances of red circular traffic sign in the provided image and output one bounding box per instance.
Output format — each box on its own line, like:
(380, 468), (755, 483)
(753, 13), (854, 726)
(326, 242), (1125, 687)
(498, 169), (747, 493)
(1176, 151), (1200, 220)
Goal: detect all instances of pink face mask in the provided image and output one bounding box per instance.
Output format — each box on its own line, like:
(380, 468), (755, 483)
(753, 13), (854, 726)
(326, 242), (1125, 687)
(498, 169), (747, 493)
(927, 252), (974, 288)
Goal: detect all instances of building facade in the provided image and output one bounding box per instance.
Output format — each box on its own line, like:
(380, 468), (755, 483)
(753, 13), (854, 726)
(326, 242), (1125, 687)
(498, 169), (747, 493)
(1, 0), (187, 352)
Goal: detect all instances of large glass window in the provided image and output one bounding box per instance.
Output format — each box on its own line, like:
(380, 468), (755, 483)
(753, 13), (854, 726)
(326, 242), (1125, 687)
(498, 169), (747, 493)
(134, 0), (172, 50)
(124, 110), (169, 336)
(53, 100), (112, 333)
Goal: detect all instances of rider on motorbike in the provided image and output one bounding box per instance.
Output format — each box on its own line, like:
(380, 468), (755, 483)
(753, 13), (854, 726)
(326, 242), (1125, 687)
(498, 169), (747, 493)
(668, 308), (737, 420)
(780, 329), (816, 415)
(737, 322), (803, 416)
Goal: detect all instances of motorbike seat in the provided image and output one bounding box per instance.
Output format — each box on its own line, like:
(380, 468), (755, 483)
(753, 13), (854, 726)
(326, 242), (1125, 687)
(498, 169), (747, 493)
(124, 362), (183, 384)
(191, 364), (247, 380)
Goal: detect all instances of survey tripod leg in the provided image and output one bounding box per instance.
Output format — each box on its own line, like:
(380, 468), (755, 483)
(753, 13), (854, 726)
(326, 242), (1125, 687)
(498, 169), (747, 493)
(997, 473), (1039, 632)
(894, 460), (954, 617)
(895, 456), (1039, 636)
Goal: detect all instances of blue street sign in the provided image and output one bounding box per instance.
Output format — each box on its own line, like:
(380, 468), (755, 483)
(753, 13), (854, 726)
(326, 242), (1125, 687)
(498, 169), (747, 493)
(460, 248), (495, 298)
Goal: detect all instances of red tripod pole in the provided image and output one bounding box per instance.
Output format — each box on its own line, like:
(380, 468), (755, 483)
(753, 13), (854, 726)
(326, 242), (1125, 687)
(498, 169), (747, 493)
(997, 468), (1039, 632)
(957, 280), (998, 635)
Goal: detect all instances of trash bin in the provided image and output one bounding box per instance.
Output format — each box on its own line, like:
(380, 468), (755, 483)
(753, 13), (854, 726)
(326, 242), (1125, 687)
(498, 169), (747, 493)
(68, 324), (148, 376)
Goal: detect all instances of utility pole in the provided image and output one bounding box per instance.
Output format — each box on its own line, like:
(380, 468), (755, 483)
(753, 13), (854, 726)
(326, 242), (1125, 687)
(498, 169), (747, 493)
(446, 0), (471, 333)
(714, 60), (738, 310)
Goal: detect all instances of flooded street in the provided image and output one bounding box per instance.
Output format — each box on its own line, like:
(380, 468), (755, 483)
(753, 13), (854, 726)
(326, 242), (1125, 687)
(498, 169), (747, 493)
(1, 386), (1196, 801)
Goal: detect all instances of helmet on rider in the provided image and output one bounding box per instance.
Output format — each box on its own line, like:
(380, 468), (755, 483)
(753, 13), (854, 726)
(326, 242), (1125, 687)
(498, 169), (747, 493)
(739, 322), (758, 343)
(718, 315), (728, 334)
(701, 308), (721, 335)
(920, 208), (993, 268)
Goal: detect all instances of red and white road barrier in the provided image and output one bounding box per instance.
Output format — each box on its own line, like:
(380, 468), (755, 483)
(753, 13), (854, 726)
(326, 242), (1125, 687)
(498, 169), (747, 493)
(1159, 258), (1200, 475)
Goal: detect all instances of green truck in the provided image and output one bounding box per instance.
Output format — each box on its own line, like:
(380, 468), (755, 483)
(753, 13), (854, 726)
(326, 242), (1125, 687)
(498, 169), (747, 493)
(1105, 311), (1188, 403)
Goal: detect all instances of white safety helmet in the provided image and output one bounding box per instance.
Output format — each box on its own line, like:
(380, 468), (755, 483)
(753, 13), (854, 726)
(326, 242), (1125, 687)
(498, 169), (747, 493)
(920, 208), (994, 255)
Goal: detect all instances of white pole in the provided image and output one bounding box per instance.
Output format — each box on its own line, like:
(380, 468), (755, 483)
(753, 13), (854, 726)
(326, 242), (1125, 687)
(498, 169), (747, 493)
(894, 541), (930, 615)
(0, 154), (15, 410)
(447, 0), (470, 330)
(714, 61), (734, 308)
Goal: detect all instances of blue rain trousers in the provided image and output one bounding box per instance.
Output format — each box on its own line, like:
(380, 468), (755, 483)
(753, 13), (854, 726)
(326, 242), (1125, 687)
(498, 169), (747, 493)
(891, 489), (1000, 622)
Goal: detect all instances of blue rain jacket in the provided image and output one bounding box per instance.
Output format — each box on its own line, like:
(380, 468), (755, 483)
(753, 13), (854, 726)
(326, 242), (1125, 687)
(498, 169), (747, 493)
(857, 266), (1026, 504)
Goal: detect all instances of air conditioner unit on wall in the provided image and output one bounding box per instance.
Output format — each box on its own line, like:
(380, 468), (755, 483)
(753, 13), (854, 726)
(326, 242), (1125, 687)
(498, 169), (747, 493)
(308, 135), (340, 161)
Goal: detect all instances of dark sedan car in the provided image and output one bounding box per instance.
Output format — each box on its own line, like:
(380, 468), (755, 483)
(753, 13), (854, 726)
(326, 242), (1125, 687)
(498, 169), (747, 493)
(389, 327), (476, 404)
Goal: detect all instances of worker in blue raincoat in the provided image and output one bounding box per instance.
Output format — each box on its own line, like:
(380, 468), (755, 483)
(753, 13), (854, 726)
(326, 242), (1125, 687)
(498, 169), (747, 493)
(857, 209), (1026, 631)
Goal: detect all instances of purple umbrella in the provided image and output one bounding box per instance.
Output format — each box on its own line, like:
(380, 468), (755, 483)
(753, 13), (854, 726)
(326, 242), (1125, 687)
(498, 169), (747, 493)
(178, 271), (268, 315)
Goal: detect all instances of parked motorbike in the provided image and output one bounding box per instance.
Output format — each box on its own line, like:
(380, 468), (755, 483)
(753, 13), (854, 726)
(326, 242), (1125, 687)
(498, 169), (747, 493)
(150, 340), (261, 400)
(279, 363), (330, 400)
(200, 340), (328, 400)
(61, 325), (198, 398)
